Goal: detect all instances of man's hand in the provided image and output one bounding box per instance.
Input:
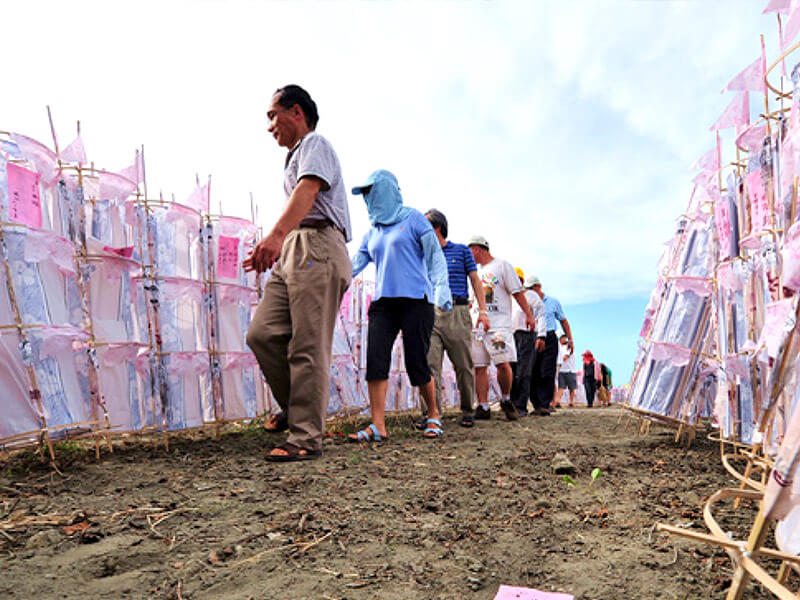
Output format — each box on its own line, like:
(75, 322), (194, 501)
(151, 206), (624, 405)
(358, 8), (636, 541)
(476, 312), (490, 332)
(535, 338), (545, 353)
(525, 314), (536, 332)
(243, 232), (285, 273)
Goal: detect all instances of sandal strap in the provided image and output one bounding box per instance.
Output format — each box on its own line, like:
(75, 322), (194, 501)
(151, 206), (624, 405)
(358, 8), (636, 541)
(356, 423), (382, 441)
(426, 418), (442, 428)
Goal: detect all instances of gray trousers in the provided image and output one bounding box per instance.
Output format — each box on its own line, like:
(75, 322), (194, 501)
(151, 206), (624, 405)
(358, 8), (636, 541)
(424, 305), (475, 415)
(246, 225), (351, 451)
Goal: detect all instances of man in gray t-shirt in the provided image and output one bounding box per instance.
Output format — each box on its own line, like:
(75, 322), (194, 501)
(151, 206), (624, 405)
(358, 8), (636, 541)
(245, 84), (352, 462)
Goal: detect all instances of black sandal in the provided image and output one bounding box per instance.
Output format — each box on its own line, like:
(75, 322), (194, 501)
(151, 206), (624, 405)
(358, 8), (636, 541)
(266, 442), (321, 462)
(264, 412), (288, 433)
(460, 414), (475, 428)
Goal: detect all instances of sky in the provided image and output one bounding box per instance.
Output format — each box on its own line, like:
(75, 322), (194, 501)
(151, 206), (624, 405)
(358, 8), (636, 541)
(1, 0), (789, 382)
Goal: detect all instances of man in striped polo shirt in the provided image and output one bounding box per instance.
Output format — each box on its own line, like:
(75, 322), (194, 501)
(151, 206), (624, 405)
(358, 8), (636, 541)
(421, 209), (490, 428)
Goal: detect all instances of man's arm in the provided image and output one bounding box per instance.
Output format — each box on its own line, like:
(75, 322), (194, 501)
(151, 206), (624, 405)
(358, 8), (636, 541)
(468, 270), (490, 331)
(243, 177), (322, 273)
(560, 318), (574, 352)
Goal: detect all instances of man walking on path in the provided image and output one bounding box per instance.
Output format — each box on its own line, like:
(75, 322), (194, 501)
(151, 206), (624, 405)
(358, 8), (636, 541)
(421, 210), (490, 428)
(510, 272), (547, 416)
(245, 85), (352, 461)
(556, 333), (578, 407)
(467, 236), (536, 421)
(528, 277), (573, 416)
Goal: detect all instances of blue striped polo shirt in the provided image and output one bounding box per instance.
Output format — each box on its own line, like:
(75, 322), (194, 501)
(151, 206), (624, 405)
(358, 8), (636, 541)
(442, 241), (476, 299)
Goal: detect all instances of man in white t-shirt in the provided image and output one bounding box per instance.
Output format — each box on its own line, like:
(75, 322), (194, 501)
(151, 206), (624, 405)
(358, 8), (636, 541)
(556, 333), (578, 407)
(467, 236), (535, 421)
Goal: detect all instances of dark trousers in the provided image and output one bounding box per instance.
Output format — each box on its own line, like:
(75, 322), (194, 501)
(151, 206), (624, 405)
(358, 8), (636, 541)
(584, 379), (597, 407)
(530, 330), (558, 411)
(510, 330), (536, 415)
(366, 297), (434, 386)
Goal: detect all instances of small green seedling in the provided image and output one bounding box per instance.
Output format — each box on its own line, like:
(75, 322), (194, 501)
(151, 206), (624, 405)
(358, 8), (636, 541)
(562, 468), (606, 508)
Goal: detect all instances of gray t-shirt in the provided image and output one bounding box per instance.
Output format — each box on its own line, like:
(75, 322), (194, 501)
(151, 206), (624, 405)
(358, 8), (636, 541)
(284, 131), (352, 242)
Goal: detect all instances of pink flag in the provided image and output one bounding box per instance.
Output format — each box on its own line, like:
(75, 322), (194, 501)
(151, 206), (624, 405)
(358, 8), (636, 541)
(722, 57), (765, 94)
(710, 92), (750, 131)
(60, 134), (87, 164)
(692, 170), (715, 186)
(184, 183), (209, 213)
(736, 123), (768, 152)
(9, 133), (59, 184)
(783, 2), (800, 50)
(119, 150), (144, 185)
(689, 146), (719, 173)
(764, 0), (792, 14)
(748, 169), (770, 234)
(650, 342), (693, 367)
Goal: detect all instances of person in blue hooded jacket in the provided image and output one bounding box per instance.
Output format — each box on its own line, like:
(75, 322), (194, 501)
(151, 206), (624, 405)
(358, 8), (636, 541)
(349, 170), (452, 441)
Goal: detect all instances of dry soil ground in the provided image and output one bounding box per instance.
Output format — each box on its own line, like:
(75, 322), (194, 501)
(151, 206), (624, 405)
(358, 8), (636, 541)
(0, 407), (775, 599)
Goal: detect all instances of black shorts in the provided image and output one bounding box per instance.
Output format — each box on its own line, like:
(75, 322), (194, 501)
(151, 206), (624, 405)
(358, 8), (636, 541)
(366, 297), (434, 386)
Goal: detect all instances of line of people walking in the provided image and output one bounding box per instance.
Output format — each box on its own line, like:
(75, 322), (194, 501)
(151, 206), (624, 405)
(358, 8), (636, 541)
(244, 84), (588, 462)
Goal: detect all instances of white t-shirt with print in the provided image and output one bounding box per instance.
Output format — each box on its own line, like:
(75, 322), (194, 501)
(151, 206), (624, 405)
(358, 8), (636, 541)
(472, 257), (521, 330)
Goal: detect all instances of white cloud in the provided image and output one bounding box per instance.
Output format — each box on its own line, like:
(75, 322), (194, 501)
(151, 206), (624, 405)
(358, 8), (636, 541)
(0, 0), (781, 303)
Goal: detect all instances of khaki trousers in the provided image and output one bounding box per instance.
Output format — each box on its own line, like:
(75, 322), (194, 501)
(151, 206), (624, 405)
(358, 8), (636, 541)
(246, 225), (351, 451)
(424, 305), (475, 414)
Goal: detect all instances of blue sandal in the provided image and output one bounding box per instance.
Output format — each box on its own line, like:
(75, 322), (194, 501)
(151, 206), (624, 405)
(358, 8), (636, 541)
(423, 418), (444, 438)
(348, 423), (387, 443)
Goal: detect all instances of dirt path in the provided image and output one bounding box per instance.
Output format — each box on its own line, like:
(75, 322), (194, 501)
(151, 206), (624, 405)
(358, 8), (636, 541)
(0, 408), (767, 599)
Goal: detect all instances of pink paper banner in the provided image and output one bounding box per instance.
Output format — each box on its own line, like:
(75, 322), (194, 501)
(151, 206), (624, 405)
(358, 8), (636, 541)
(747, 169), (769, 234)
(98, 171), (137, 201)
(714, 195), (732, 260)
(725, 354), (751, 381)
(493, 585), (573, 600)
(219, 216), (257, 238)
(673, 276), (713, 297)
(59, 134), (87, 164)
(689, 146), (720, 173)
(710, 91), (750, 131)
(758, 299), (796, 358)
(103, 245), (134, 258)
(718, 262), (744, 291)
(723, 56), (766, 94)
(167, 352), (210, 376)
(218, 283), (257, 305)
(159, 277), (205, 303)
(650, 342), (693, 367)
(764, 0), (792, 14)
(737, 123), (768, 152)
(118, 150), (143, 186)
(24, 229), (76, 274)
(101, 343), (148, 367)
(220, 352), (258, 371)
(217, 235), (239, 279)
(7, 163), (42, 228)
(9, 133), (58, 185)
(184, 183), (209, 213)
(35, 326), (90, 359)
(783, 221), (800, 291)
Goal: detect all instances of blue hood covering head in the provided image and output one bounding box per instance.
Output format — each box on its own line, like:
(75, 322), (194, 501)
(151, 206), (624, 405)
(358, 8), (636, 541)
(352, 169), (412, 226)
